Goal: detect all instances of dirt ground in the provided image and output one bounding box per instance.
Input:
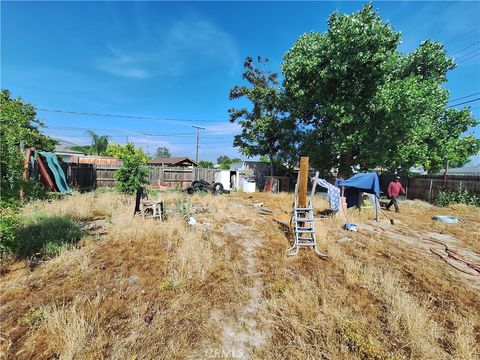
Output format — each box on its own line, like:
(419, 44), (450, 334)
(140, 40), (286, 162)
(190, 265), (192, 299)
(1, 190), (479, 359)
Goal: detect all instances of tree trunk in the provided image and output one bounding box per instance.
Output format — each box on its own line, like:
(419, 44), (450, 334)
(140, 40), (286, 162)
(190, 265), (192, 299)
(269, 153), (275, 177)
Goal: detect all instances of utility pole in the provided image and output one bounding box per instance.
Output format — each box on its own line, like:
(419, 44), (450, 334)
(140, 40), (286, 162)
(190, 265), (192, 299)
(192, 125), (205, 163)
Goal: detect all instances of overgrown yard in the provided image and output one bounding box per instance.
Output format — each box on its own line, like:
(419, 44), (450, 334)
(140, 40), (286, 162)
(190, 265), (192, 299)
(1, 190), (479, 359)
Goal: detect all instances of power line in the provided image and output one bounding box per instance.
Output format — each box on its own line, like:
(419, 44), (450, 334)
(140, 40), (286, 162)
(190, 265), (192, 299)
(45, 125), (236, 137)
(444, 28), (479, 46)
(457, 52), (480, 64)
(36, 107), (228, 123)
(446, 97), (480, 108)
(47, 132), (234, 143)
(447, 92), (480, 104)
(404, 2), (454, 33)
(455, 47), (480, 61)
(451, 41), (480, 56)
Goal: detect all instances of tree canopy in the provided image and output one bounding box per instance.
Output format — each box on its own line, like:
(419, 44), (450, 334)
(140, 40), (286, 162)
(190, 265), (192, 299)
(282, 3), (479, 174)
(155, 146), (171, 158)
(229, 56), (298, 176)
(0, 89), (56, 204)
(198, 160), (214, 169)
(217, 156), (242, 170)
(86, 130), (109, 155)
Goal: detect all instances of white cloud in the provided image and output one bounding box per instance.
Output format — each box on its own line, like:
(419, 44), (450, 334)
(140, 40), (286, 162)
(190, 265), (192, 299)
(96, 17), (239, 79)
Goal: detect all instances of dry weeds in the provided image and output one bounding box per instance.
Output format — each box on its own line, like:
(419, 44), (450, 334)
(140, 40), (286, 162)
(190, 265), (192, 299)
(1, 190), (479, 359)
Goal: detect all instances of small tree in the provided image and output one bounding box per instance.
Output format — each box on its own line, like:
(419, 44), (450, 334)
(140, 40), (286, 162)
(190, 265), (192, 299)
(198, 160), (214, 169)
(229, 56), (295, 176)
(86, 130), (109, 155)
(107, 143), (150, 194)
(155, 146), (171, 158)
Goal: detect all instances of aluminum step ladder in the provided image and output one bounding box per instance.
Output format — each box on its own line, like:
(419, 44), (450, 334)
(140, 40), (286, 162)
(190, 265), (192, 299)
(286, 172), (328, 258)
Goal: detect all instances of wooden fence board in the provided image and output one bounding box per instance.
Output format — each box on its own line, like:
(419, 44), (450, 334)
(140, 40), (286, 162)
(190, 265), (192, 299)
(94, 165), (218, 188)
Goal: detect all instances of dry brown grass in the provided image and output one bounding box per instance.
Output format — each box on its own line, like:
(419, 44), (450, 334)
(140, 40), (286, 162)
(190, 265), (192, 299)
(1, 190), (479, 359)
(248, 192), (480, 359)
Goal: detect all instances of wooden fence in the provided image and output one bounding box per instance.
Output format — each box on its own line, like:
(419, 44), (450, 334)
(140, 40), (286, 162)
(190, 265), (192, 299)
(317, 174), (479, 203)
(95, 165), (218, 188)
(61, 163), (96, 191)
(402, 174), (480, 202)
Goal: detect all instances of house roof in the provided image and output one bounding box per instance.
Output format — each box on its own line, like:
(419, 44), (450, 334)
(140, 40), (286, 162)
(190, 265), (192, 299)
(149, 157), (198, 166)
(436, 165), (480, 175)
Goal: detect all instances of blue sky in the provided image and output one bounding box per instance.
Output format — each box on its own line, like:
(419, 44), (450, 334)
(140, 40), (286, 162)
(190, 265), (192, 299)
(1, 1), (479, 164)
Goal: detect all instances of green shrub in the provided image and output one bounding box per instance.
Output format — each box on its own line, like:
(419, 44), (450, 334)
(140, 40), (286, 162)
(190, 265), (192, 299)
(24, 309), (44, 326)
(435, 186), (479, 207)
(106, 143), (150, 194)
(0, 208), (20, 254)
(14, 215), (84, 258)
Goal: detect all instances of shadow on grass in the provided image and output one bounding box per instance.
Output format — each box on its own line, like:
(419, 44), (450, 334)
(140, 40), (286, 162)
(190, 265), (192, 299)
(15, 215), (84, 259)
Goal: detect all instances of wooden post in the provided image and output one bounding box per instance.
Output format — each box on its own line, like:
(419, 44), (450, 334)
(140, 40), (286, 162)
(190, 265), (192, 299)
(298, 156), (309, 208)
(428, 179), (433, 202)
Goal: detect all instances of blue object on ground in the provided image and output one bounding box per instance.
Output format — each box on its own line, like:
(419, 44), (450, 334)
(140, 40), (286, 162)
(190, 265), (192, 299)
(39, 151), (71, 193)
(337, 172), (381, 208)
(432, 215), (459, 223)
(343, 223), (358, 232)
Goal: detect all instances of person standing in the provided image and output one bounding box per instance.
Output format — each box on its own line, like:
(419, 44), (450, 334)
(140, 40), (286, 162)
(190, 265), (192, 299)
(387, 176), (405, 212)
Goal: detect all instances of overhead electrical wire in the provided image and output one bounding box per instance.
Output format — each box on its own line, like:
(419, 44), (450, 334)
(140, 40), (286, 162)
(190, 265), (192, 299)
(45, 125), (237, 137)
(45, 133), (234, 144)
(455, 47), (480, 61)
(36, 107), (228, 123)
(444, 28), (478, 46)
(447, 92), (480, 104)
(451, 40), (480, 56)
(403, 2), (454, 33)
(446, 97), (480, 108)
(457, 52), (480, 64)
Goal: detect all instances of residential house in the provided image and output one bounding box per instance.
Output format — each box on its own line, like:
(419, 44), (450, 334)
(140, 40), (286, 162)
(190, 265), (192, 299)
(149, 157), (198, 167)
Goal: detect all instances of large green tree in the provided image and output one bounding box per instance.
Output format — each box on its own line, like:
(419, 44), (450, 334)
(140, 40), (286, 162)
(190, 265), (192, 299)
(282, 4), (478, 175)
(229, 56), (297, 176)
(0, 90), (56, 203)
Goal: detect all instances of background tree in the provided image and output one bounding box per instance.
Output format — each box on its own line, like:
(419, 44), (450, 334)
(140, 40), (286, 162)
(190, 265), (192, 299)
(229, 56), (296, 176)
(69, 145), (92, 154)
(198, 160), (214, 169)
(217, 155), (230, 164)
(425, 109), (479, 173)
(155, 146), (171, 158)
(0, 90), (56, 204)
(218, 156), (242, 170)
(86, 130), (109, 155)
(282, 4), (478, 175)
(106, 143), (150, 194)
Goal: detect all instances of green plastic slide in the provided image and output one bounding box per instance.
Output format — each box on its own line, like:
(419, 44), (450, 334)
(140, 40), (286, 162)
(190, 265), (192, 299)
(39, 151), (72, 193)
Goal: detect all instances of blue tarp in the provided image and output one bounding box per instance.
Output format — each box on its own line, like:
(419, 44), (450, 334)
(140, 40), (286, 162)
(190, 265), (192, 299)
(337, 173), (380, 208)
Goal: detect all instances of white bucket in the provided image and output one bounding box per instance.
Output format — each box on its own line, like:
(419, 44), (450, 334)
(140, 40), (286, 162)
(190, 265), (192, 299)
(242, 179), (256, 193)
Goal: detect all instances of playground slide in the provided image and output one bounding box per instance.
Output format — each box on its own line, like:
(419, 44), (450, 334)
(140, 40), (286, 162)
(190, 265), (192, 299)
(39, 152), (72, 193)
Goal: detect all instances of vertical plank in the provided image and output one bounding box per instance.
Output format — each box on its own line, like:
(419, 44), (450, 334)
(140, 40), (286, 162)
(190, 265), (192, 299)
(298, 156), (309, 208)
